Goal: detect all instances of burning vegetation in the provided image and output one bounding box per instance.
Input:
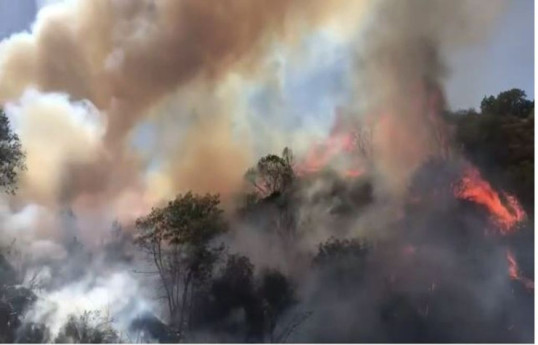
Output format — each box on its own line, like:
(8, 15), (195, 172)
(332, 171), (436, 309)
(454, 166), (526, 234)
(0, 0), (534, 343)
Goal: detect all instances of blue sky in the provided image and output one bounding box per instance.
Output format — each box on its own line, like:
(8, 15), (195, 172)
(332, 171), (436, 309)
(445, 0), (534, 110)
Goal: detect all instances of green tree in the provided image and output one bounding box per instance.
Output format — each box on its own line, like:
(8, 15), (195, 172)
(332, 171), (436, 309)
(480, 88), (534, 118)
(451, 94), (534, 213)
(135, 192), (226, 338)
(0, 109), (25, 194)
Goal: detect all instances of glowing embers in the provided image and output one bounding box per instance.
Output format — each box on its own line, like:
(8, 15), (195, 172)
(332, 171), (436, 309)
(454, 167), (525, 234)
(506, 249), (534, 291)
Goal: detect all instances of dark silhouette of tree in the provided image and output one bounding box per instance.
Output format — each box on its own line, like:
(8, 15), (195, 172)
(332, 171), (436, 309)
(193, 255), (304, 342)
(55, 311), (120, 343)
(196, 254), (261, 341)
(480, 89), (534, 118)
(135, 192), (226, 339)
(313, 237), (371, 267)
(244, 147), (295, 199)
(258, 269), (296, 342)
(242, 148), (299, 247)
(313, 237), (371, 287)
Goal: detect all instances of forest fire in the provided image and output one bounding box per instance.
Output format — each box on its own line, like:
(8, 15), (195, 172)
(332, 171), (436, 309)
(0, 0), (532, 342)
(454, 167), (526, 234)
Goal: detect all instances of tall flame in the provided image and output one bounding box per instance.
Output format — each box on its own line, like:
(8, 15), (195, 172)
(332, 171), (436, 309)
(454, 167), (525, 234)
(295, 110), (364, 178)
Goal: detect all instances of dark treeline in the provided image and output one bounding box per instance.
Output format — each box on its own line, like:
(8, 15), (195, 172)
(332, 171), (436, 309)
(0, 88), (534, 343)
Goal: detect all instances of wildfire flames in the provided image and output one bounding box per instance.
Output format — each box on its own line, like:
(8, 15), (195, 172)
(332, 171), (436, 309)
(295, 112), (364, 178)
(295, 116), (531, 294)
(506, 250), (534, 291)
(454, 167), (526, 234)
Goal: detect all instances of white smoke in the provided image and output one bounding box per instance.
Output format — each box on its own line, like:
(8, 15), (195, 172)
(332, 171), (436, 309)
(24, 270), (156, 339)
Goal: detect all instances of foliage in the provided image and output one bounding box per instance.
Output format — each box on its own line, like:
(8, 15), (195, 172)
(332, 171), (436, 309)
(480, 88), (534, 118)
(0, 109), (25, 195)
(312, 237), (371, 289)
(244, 147), (295, 198)
(448, 88), (534, 213)
(135, 192), (226, 337)
(192, 254), (301, 342)
(313, 237), (371, 267)
(258, 269), (296, 342)
(211, 255), (255, 311)
(55, 311), (120, 343)
(242, 147), (299, 247)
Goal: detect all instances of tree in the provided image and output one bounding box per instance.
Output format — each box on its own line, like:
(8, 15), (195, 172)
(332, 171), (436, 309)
(451, 96), (534, 214)
(242, 148), (298, 246)
(244, 147), (295, 199)
(201, 254), (261, 341)
(0, 109), (25, 194)
(258, 269), (296, 342)
(55, 311), (120, 343)
(194, 255), (305, 342)
(135, 192), (226, 339)
(313, 237), (370, 267)
(480, 89), (534, 118)
(313, 237), (371, 287)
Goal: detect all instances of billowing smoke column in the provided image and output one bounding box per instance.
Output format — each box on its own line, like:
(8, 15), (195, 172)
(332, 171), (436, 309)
(0, 0), (370, 339)
(350, 0), (504, 198)
(0, 0), (369, 212)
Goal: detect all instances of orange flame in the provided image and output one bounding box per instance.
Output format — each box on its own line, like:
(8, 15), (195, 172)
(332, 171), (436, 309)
(506, 249), (534, 290)
(295, 110), (364, 178)
(454, 167), (525, 234)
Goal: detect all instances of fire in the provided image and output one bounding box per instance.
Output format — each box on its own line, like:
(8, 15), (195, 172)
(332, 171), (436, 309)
(454, 167), (525, 234)
(295, 110), (364, 178)
(506, 249), (534, 290)
(296, 131), (357, 174)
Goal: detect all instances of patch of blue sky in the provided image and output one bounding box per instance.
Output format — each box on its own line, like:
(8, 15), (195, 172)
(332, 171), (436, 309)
(445, 0), (534, 110)
(130, 121), (163, 175)
(246, 30), (353, 145)
(133, 30), (355, 171)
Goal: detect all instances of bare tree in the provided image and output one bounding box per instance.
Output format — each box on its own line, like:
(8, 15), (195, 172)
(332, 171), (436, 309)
(354, 125), (373, 162)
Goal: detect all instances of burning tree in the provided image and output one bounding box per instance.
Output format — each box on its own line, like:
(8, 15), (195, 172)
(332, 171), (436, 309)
(243, 148), (298, 245)
(244, 147), (295, 199)
(135, 192), (226, 339)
